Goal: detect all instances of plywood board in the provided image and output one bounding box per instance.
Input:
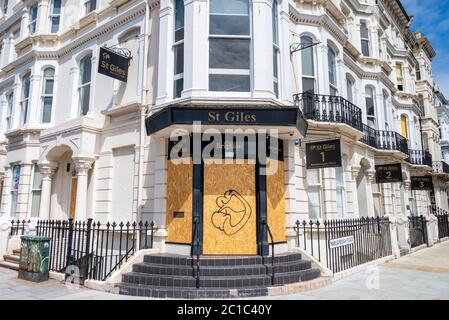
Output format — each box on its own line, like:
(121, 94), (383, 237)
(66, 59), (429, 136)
(203, 161), (257, 255)
(267, 159), (286, 243)
(166, 160), (193, 244)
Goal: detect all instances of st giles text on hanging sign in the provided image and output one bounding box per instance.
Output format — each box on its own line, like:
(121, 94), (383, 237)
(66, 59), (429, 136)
(411, 176), (434, 190)
(98, 47), (129, 82)
(306, 139), (342, 169)
(375, 163), (403, 183)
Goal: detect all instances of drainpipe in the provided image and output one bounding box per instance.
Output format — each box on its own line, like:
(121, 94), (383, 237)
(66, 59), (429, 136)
(137, 1), (151, 228)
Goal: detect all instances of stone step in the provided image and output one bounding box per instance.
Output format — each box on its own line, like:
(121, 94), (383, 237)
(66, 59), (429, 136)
(13, 249), (21, 256)
(122, 268), (320, 289)
(3, 254), (20, 264)
(118, 283), (269, 299)
(132, 259), (312, 277)
(143, 252), (302, 267)
(0, 261), (19, 271)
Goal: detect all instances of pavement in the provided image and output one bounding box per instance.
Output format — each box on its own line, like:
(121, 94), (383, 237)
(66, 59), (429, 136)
(0, 241), (448, 300)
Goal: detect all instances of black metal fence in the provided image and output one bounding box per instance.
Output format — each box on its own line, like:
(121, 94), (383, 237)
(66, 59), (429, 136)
(407, 149), (432, 167)
(430, 206), (449, 239)
(294, 217), (392, 274)
(36, 219), (157, 283)
(360, 125), (408, 154)
(408, 215), (428, 248)
(10, 220), (31, 236)
(293, 93), (364, 131)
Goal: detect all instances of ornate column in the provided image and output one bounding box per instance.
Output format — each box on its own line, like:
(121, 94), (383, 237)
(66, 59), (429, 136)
(38, 162), (58, 220)
(73, 157), (94, 221)
(365, 169), (376, 217)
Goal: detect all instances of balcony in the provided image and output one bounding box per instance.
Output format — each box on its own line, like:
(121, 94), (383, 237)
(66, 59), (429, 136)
(406, 149), (433, 167)
(294, 93), (363, 132)
(360, 124), (408, 154)
(433, 161), (449, 175)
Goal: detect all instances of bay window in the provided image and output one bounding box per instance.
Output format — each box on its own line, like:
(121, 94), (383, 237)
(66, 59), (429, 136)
(328, 47), (337, 95)
(173, 0), (184, 98)
(79, 54), (92, 116)
(307, 169), (322, 220)
(30, 164), (43, 218)
(85, 0), (97, 15)
(365, 86), (376, 128)
(42, 68), (55, 123)
(336, 165), (346, 218)
(49, 0), (61, 33)
(209, 0), (251, 92)
(360, 21), (370, 56)
(28, 4), (38, 35)
(20, 73), (31, 125)
(301, 36), (315, 94)
(272, 0), (279, 98)
(10, 165), (20, 217)
(6, 92), (13, 129)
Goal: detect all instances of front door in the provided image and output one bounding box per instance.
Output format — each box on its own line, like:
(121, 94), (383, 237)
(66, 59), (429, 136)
(202, 161), (257, 255)
(69, 178), (77, 220)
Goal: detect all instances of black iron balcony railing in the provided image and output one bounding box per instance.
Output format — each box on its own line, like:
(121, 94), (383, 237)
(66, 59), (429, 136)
(293, 93), (363, 132)
(407, 149), (433, 166)
(433, 161), (449, 174)
(360, 124), (408, 154)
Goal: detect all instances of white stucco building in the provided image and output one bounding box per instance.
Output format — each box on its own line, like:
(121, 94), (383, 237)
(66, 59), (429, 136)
(0, 0), (446, 263)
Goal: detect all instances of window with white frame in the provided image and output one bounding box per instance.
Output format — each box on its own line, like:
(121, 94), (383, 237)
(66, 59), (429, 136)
(336, 164), (346, 218)
(328, 47), (338, 95)
(28, 4), (38, 35)
(346, 77), (354, 103)
(272, 0), (279, 98)
(30, 164), (43, 218)
(415, 64), (421, 81)
(173, 0), (184, 98)
(2, 0), (8, 15)
(301, 36), (315, 94)
(383, 92), (389, 130)
(78, 54), (92, 116)
(209, 0), (251, 92)
(49, 0), (61, 33)
(42, 67), (55, 123)
(20, 73), (31, 125)
(360, 21), (370, 57)
(85, 0), (97, 15)
(365, 86), (376, 128)
(307, 168), (322, 220)
(6, 92), (13, 130)
(10, 165), (20, 217)
(396, 63), (404, 91)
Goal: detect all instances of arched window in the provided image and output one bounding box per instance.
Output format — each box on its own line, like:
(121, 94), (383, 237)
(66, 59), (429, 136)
(272, 0), (279, 98)
(42, 67), (55, 123)
(79, 54), (92, 116)
(360, 20), (370, 56)
(365, 86), (376, 128)
(346, 76), (354, 103)
(209, 0), (251, 92)
(328, 47), (337, 95)
(49, 0), (61, 33)
(301, 35), (315, 94)
(401, 114), (408, 138)
(174, 0), (184, 98)
(20, 73), (31, 125)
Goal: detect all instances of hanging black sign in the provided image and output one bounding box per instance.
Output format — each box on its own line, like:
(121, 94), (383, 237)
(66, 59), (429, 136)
(306, 139), (341, 169)
(98, 47), (129, 82)
(411, 176), (434, 190)
(375, 163), (403, 184)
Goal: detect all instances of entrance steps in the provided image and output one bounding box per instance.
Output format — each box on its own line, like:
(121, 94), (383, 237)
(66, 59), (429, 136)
(118, 252), (323, 298)
(0, 249), (21, 271)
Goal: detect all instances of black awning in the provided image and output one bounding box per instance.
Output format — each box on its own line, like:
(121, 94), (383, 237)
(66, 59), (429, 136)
(145, 105), (308, 137)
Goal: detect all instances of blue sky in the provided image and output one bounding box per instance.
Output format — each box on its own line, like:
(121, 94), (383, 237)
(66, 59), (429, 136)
(401, 0), (449, 95)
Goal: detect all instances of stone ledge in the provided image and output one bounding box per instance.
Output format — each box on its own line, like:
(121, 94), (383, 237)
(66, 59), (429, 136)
(266, 276), (332, 296)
